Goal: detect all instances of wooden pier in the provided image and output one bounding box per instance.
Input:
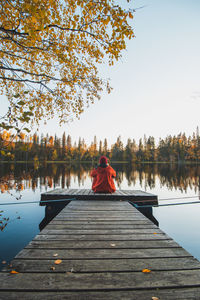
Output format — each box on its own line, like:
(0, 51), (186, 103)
(41, 188), (158, 205)
(0, 190), (200, 299)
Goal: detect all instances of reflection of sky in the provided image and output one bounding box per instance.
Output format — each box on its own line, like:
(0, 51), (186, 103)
(1, 167), (200, 268)
(0, 190), (45, 269)
(153, 204), (200, 261)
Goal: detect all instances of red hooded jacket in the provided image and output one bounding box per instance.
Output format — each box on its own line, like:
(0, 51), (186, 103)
(91, 165), (116, 193)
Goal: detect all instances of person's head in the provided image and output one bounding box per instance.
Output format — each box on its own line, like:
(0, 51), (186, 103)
(99, 156), (108, 166)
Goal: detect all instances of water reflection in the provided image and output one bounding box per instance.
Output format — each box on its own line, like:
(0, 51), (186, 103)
(1, 162), (200, 194)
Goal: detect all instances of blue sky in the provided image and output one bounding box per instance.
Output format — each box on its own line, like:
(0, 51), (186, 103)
(2, 0), (200, 146)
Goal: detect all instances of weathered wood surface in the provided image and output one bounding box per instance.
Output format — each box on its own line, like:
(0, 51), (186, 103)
(1, 289), (200, 300)
(35, 233), (170, 241)
(41, 188), (158, 205)
(0, 199), (200, 300)
(26, 239), (180, 249)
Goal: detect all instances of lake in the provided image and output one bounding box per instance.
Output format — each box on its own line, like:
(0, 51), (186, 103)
(0, 162), (200, 270)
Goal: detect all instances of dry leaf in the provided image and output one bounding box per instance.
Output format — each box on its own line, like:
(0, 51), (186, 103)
(53, 253), (58, 257)
(152, 297), (159, 300)
(50, 266), (56, 271)
(142, 268), (151, 273)
(54, 259), (62, 265)
(10, 270), (19, 274)
(66, 272), (72, 275)
(153, 232), (157, 234)
(110, 243), (116, 247)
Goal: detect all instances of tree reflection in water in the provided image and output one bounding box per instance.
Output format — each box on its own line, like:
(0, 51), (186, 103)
(1, 162), (200, 229)
(0, 162), (200, 194)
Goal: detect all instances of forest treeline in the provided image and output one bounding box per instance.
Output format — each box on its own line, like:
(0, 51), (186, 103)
(1, 128), (200, 162)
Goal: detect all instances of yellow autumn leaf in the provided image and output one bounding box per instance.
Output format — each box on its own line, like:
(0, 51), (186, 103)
(142, 269), (151, 273)
(128, 12), (133, 19)
(54, 259), (62, 265)
(10, 270), (19, 274)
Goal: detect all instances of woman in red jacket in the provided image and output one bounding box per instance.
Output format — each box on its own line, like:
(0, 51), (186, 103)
(91, 156), (116, 193)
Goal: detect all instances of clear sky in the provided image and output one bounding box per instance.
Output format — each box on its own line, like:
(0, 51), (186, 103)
(2, 0), (200, 146)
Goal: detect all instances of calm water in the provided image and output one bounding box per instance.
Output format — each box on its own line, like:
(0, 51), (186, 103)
(0, 162), (200, 270)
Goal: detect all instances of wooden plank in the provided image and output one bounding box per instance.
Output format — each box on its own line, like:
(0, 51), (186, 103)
(50, 220), (154, 225)
(56, 211), (146, 217)
(82, 189), (90, 195)
(62, 189), (77, 196)
(34, 234), (170, 241)
(61, 202), (141, 212)
(1, 270), (200, 291)
(15, 248), (191, 259)
(68, 200), (129, 204)
(56, 214), (145, 219)
(4, 256), (200, 273)
(26, 239), (181, 249)
(44, 224), (157, 229)
(66, 207), (134, 211)
(49, 210), (151, 218)
(54, 216), (148, 220)
(67, 204), (130, 208)
(71, 189), (84, 196)
(56, 214), (146, 219)
(59, 205), (145, 211)
(57, 213), (144, 218)
(65, 189), (76, 195)
(116, 190), (127, 196)
(1, 288), (200, 300)
(39, 229), (163, 235)
(62, 204), (136, 208)
(65, 209), (140, 213)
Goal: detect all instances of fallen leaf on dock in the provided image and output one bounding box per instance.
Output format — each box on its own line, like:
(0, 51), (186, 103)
(153, 232), (157, 234)
(53, 253), (58, 257)
(50, 266), (56, 271)
(54, 259), (62, 265)
(10, 270), (19, 274)
(142, 269), (151, 273)
(66, 272), (72, 275)
(152, 297), (159, 300)
(110, 243), (116, 247)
